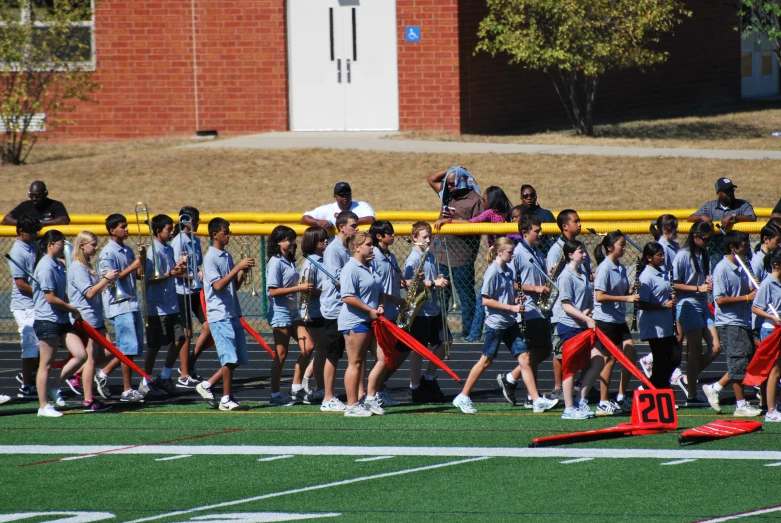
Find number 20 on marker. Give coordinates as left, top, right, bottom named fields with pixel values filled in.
left=631, top=389, right=678, bottom=429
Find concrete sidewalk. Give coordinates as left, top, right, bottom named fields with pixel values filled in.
left=187, top=131, right=781, bottom=160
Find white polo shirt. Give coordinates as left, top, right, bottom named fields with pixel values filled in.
left=303, top=201, right=375, bottom=224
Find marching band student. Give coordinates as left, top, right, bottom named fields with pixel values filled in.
left=69, top=231, right=119, bottom=412
left=300, top=226, right=329, bottom=402
left=592, top=231, right=638, bottom=415
left=140, top=215, right=187, bottom=398
left=638, top=242, right=681, bottom=390
left=98, top=214, right=145, bottom=403
left=752, top=248, right=781, bottom=421
left=751, top=223, right=781, bottom=285
left=500, top=215, right=552, bottom=407
left=173, top=206, right=209, bottom=388
left=33, top=230, right=87, bottom=417
left=9, top=214, right=41, bottom=400
left=338, top=230, right=386, bottom=417
left=195, top=218, right=254, bottom=411
left=702, top=231, right=761, bottom=417
left=673, top=221, right=721, bottom=404
left=405, top=222, right=451, bottom=403
left=266, top=225, right=314, bottom=406
left=319, top=211, right=359, bottom=412
left=557, top=239, right=602, bottom=420
left=546, top=209, right=592, bottom=401
left=453, top=237, right=557, bottom=414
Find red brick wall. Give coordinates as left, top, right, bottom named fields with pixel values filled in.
left=396, top=0, right=461, bottom=132
left=54, top=0, right=289, bottom=141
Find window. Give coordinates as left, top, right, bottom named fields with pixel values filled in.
left=742, top=52, right=753, bottom=78
left=762, top=50, right=773, bottom=76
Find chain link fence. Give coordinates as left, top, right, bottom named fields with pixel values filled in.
left=0, top=231, right=738, bottom=342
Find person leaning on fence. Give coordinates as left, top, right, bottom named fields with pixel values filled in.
left=701, top=231, right=762, bottom=417
left=300, top=182, right=376, bottom=229
left=195, top=218, right=254, bottom=412
left=2, top=181, right=70, bottom=227
left=546, top=209, right=592, bottom=401
left=8, top=213, right=42, bottom=402
left=688, top=177, right=757, bottom=230
left=428, top=166, right=484, bottom=342
left=751, top=247, right=781, bottom=422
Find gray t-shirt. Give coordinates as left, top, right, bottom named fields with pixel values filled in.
left=8, top=239, right=36, bottom=311
left=33, top=255, right=68, bottom=324
left=638, top=265, right=674, bottom=339
left=404, top=248, right=440, bottom=317
left=754, top=275, right=781, bottom=330
left=337, top=257, right=382, bottom=331
left=713, top=256, right=751, bottom=327
left=512, top=240, right=546, bottom=321
left=692, top=198, right=756, bottom=221
left=203, top=246, right=241, bottom=322
left=146, top=240, right=179, bottom=316
left=266, top=255, right=299, bottom=313
left=547, top=237, right=592, bottom=324
left=557, top=265, right=591, bottom=329
left=592, top=258, right=629, bottom=324
left=673, top=248, right=709, bottom=308
left=99, top=240, right=139, bottom=318
left=67, top=261, right=104, bottom=328
left=300, top=254, right=324, bottom=320
left=481, top=260, right=518, bottom=330
left=372, top=246, right=401, bottom=320
left=658, top=237, right=680, bottom=274
left=751, top=250, right=768, bottom=285
left=320, top=238, right=350, bottom=320
left=172, top=233, right=203, bottom=294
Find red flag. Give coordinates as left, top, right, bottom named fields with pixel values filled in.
left=530, top=422, right=666, bottom=447
left=374, top=316, right=461, bottom=382
left=679, top=419, right=762, bottom=444
left=595, top=328, right=655, bottom=390
left=73, top=319, right=151, bottom=380
left=744, top=325, right=781, bottom=387
left=240, top=318, right=275, bottom=358
left=561, top=329, right=594, bottom=381
left=373, top=320, right=403, bottom=371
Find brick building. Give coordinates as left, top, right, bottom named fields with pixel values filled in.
left=49, top=0, right=772, bottom=141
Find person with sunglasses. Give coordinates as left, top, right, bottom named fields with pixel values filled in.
left=2, top=181, right=70, bottom=226
left=519, top=185, right=555, bottom=224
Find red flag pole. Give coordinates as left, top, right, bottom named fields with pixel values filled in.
left=73, top=319, right=151, bottom=380
left=595, top=328, right=655, bottom=390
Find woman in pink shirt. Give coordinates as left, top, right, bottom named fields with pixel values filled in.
left=448, top=186, right=512, bottom=248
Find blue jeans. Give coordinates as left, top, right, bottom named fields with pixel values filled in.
left=483, top=323, right=526, bottom=359
left=211, top=317, right=248, bottom=367
left=110, top=310, right=144, bottom=356
left=440, top=263, right=478, bottom=339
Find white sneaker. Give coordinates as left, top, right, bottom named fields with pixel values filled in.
left=320, top=396, right=346, bottom=412
left=37, top=403, right=62, bottom=418
left=269, top=393, right=295, bottom=407
left=562, top=406, right=590, bottom=419
left=702, top=384, right=722, bottom=413
left=219, top=395, right=249, bottom=411
left=0, top=394, right=10, bottom=405
left=452, top=393, right=477, bottom=414
left=734, top=404, right=762, bottom=417
left=596, top=401, right=619, bottom=417
left=195, top=381, right=214, bottom=400
left=639, top=354, right=653, bottom=378
left=48, top=387, right=65, bottom=407
left=765, top=409, right=781, bottom=422
left=669, top=367, right=683, bottom=385
left=578, top=399, right=595, bottom=418
left=344, top=403, right=372, bottom=417
left=532, top=397, right=558, bottom=413
left=364, top=397, right=386, bottom=415
left=377, top=391, right=400, bottom=407
left=302, top=376, right=314, bottom=395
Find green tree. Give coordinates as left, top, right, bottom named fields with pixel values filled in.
left=476, top=0, right=691, bottom=135
left=741, top=0, right=781, bottom=64
left=0, top=0, right=99, bottom=165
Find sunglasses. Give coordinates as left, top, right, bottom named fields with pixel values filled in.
left=521, top=193, right=536, bottom=198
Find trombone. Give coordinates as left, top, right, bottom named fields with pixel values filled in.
left=439, top=235, right=459, bottom=312
left=135, top=202, right=165, bottom=281
left=241, top=236, right=259, bottom=297
left=178, top=213, right=199, bottom=330
left=429, top=237, right=451, bottom=358
left=98, top=254, right=132, bottom=303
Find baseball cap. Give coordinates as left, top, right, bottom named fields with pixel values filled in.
left=715, top=178, right=737, bottom=192
left=334, top=182, right=351, bottom=195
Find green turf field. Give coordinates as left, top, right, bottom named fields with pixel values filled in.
left=1, top=402, right=780, bottom=523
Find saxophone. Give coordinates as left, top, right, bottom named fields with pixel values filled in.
left=539, top=251, right=565, bottom=313
left=396, top=242, right=432, bottom=330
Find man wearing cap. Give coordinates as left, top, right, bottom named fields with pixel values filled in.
left=687, top=178, right=756, bottom=230
left=2, top=180, right=70, bottom=226
left=300, top=182, right=376, bottom=229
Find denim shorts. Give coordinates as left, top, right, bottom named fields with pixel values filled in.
left=33, top=320, right=74, bottom=341
left=109, top=310, right=144, bottom=356
left=267, top=306, right=302, bottom=328
left=342, top=322, right=371, bottom=335
left=760, top=327, right=775, bottom=341
left=483, top=323, right=526, bottom=359
left=211, top=317, right=248, bottom=366
left=677, top=301, right=714, bottom=332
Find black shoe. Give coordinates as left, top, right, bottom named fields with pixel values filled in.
left=421, top=377, right=445, bottom=402
left=409, top=385, right=427, bottom=403
left=496, top=373, right=517, bottom=405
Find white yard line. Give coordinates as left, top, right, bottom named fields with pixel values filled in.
left=559, top=458, right=594, bottom=464
left=660, top=459, right=697, bottom=465
left=155, top=455, right=192, bottom=462
left=257, top=455, right=295, bottom=462
left=122, top=456, right=491, bottom=523
left=355, top=456, right=394, bottom=462
left=696, top=505, right=781, bottom=522
left=764, top=462, right=781, bottom=467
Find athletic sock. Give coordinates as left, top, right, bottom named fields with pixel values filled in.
left=505, top=373, right=517, bottom=384
left=160, top=367, right=172, bottom=380
left=291, top=384, right=302, bottom=393
left=423, top=374, right=435, bottom=381
left=98, top=370, right=108, bottom=380
left=409, top=384, right=420, bottom=390
left=599, top=400, right=610, bottom=407
left=712, top=383, right=723, bottom=393
left=737, top=399, right=747, bottom=408
left=366, top=395, right=375, bottom=401
left=221, top=395, right=230, bottom=403
left=142, top=377, right=150, bottom=387
left=616, top=394, right=625, bottom=402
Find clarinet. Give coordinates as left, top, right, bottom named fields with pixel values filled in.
left=668, top=268, right=677, bottom=331
left=630, top=257, right=642, bottom=331
left=517, top=271, right=527, bottom=341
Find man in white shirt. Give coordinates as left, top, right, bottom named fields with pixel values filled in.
left=300, top=182, right=376, bottom=229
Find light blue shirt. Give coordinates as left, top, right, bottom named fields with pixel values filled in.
left=337, top=257, right=382, bottom=331
left=146, top=240, right=179, bottom=316
left=172, top=233, right=203, bottom=294
left=33, top=255, right=69, bottom=324
left=320, top=238, right=350, bottom=320
left=99, top=240, right=139, bottom=318
left=754, top=275, right=781, bottom=330
left=557, top=265, right=591, bottom=329
left=638, top=265, right=674, bottom=339
left=481, top=260, right=517, bottom=330
left=300, top=255, right=324, bottom=320
left=673, top=248, right=709, bottom=308
left=658, top=237, right=680, bottom=274
left=67, top=261, right=104, bottom=328
left=8, top=239, right=36, bottom=310
left=751, top=249, right=768, bottom=284
left=372, top=246, right=401, bottom=320
left=512, top=240, right=546, bottom=321
left=404, top=247, right=440, bottom=317
left=713, top=256, right=751, bottom=327
left=266, top=255, right=300, bottom=313
left=203, top=246, right=241, bottom=322
left=592, top=257, right=629, bottom=324
left=547, top=237, right=591, bottom=324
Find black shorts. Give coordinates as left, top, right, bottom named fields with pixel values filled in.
left=306, top=316, right=326, bottom=329
left=409, top=314, right=449, bottom=348
left=147, top=313, right=185, bottom=347
left=323, top=318, right=345, bottom=359
left=177, top=293, right=205, bottom=329
left=595, top=321, right=631, bottom=352
left=34, top=320, right=74, bottom=340
left=523, top=318, right=552, bottom=353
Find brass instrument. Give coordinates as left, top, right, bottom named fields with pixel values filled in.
left=668, top=268, right=677, bottom=331
left=98, top=254, right=132, bottom=303
left=299, top=267, right=312, bottom=322
left=178, top=213, right=199, bottom=328
left=135, top=202, right=164, bottom=282
left=241, top=237, right=258, bottom=297
left=397, top=241, right=432, bottom=330
left=430, top=238, right=451, bottom=359
left=539, top=251, right=565, bottom=313
left=134, top=202, right=154, bottom=330
left=441, top=236, right=459, bottom=312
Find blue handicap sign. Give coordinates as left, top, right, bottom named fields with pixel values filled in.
left=405, top=26, right=420, bottom=42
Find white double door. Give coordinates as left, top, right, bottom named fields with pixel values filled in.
left=288, top=0, right=399, bottom=131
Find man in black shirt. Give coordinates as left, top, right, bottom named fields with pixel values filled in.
left=2, top=181, right=70, bottom=226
